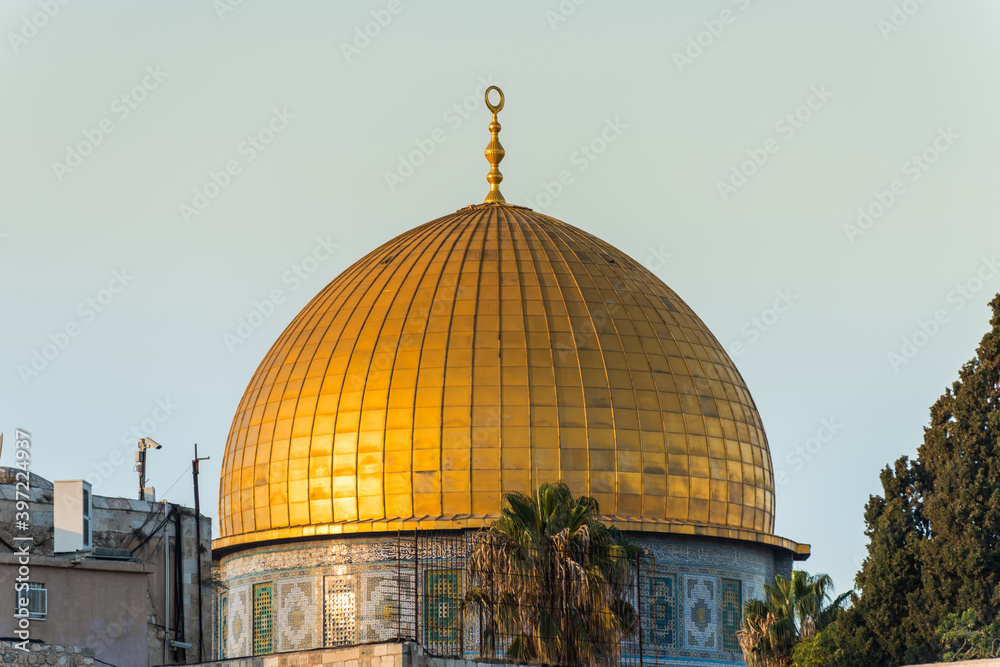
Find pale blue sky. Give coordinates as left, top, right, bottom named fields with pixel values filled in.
left=3, top=0, right=1000, bottom=594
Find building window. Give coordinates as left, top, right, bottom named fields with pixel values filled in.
left=252, top=583, right=273, bottom=655
left=720, top=578, right=742, bottom=653
left=424, top=569, right=461, bottom=647
left=82, top=487, right=91, bottom=548
left=323, top=575, right=356, bottom=647
left=25, top=583, right=46, bottom=620
left=219, top=594, right=228, bottom=658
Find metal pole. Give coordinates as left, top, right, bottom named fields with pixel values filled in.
left=139, top=448, right=147, bottom=500
left=164, top=503, right=169, bottom=665
left=636, top=550, right=643, bottom=667
left=175, top=508, right=186, bottom=662
left=397, top=530, right=401, bottom=640
left=458, top=537, right=464, bottom=658
left=192, top=443, right=210, bottom=662
left=414, top=530, right=419, bottom=643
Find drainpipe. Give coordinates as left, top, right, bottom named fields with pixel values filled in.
left=175, top=509, right=186, bottom=662
left=164, top=503, right=170, bottom=665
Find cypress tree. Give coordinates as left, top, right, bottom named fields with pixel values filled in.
left=837, top=294, right=1000, bottom=665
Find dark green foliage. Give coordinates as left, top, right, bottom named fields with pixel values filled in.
left=465, top=482, right=643, bottom=666
left=739, top=571, right=837, bottom=667
left=938, top=609, right=1000, bottom=661
left=793, top=623, right=841, bottom=667
left=835, top=295, right=1000, bottom=666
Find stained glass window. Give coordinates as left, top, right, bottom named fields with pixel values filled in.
left=424, top=569, right=461, bottom=646
left=253, top=583, right=274, bottom=655
left=219, top=594, right=228, bottom=657
left=721, top=578, right=742, bottom=653
left=324, top=575, right=357, bottom=646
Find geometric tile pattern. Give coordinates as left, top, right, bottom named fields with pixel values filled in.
left=361, top=572, right=408, bottom=643
left=253, top=583, right=274, bottom=655
left=228, top=587, right=249, bottom=658
left=216, top=531, right=791, bottom=664
left=324, top=575, right=357, bottom=647
left=279, top=578, right=318, bottom=651
left=643, top=539, right=775, bottom=580
left=775, top=555, right=793, bottom=580
left=684, top=575, right=716, bottom=651
left=648, top=573, right=677, bottom=649
left=424, top=569, right=461, bottom=646
left=720, top=579, right=742, bottom=653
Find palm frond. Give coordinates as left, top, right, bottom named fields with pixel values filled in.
left=465, top=482, right=644, bottom=666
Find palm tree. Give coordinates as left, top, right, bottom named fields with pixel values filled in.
left=738, top=571, right=836, bottom=667
left=464, top=483, right=643, bottom=666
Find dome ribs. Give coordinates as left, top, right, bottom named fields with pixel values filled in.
left=216, top=206, right=787, bottom=548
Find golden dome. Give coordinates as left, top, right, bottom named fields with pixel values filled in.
left=215, top=203, right=802, bottom=554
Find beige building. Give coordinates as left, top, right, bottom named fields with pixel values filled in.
left=0, top=467, right=213, bottom=666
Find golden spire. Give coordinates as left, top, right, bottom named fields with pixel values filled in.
left=484, top=86, right=505, bottom=204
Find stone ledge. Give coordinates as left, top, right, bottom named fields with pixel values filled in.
left=0, top=551, right=154, bottom=573
left=0, top=640, right=95, bottom=666
left=191, top=641, right=535, bottom=667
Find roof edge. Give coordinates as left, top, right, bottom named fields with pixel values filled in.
left=212, top=515, right=809, bottom=560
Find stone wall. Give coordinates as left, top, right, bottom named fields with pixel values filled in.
left=0, top=641, right=95, bottom=666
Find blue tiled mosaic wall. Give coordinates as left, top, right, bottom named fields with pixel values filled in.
left=217, top=532, right=781, bottom=666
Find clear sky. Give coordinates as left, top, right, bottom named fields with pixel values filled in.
left=3, top=0, right=999, bottom=595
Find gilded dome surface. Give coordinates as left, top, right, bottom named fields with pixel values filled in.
left=216, top=204, right=794, bottom=552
